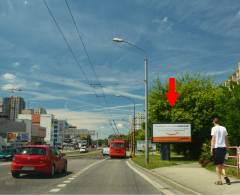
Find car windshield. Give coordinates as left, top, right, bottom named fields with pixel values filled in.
left=16, top=147, right=46, bottom=155
left=111, top=143, right=125, bottom=148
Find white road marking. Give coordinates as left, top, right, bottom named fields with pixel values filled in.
left=50, top=160, right=105, bottom=193
left=76, top=159, right=105, bottom=175
left=63, top=180, right=71, bottom=183
left=68, top=177, right=75, bottom=180
left=126, top=161, right=175, bottom=195
left=49, top=188, right=61, bottom=192
left=57, top=184, right=66, bottom=187
left=0, top=162, right=11, bottom=166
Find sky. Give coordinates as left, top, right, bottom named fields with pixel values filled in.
left=0, top=0, right=240, bottom=138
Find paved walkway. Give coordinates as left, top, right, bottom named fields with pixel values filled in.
left=152, top=163, right=240, bottom=194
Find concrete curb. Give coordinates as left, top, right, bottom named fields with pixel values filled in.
left=129, top=159, right=202, bottom=195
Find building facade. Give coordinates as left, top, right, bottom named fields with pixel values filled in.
left=39, top=114, right=54, bottom=144
left=224, top=62, right=240, bottom=86
left=0, top=97, right=25, bottom=121
left=128, top=112, right=145, bottom=132
left=51, top=119, right=68, bottom=147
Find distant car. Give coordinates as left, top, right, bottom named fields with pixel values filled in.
left=102, top=147, right=109, bottom=156
left=79, top=146, right=88, bottom=153
left=0, top=148, right=17, bottom=161
left=11, top=145, right=67, bottom=178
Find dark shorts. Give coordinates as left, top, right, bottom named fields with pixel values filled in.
left=213, top=147, right=227, bottom=165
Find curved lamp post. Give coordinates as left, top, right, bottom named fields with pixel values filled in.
left=113, top=38, right=149, bottom=164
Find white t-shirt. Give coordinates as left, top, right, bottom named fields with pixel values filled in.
left=211, top=125, right=228, bottom=148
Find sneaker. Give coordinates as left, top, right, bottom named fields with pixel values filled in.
left=224, top=177, right=231, bottom=185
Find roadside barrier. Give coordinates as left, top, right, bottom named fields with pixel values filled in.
left=224, top=146, right=240, bottom=176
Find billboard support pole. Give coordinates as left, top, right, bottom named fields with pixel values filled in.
left=160, top=143, right=170, bottom=160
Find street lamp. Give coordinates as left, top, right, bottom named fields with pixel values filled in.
left=113, top=38, right=149, bottom=164
left=115, top=95, right=136, bottom=157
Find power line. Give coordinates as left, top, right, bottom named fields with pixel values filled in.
left=43, top=0, right=117, bottom=134
left=64, top=0, right=120, bottom=134
left=64, top=0, right=101, bottom=85
left=112, top=119, right=120, bottom=134
left=43, top=0, right=89, bottom=84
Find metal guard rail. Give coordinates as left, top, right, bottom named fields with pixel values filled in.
left=224, top=146, right=240, bottom=176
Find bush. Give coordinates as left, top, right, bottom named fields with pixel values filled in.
left=199, top=141, right=212, bottom=167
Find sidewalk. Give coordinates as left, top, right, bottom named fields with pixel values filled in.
left=151, top=162, right=240, bottom=194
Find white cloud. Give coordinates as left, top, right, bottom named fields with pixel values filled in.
left=2, top=73, right=16, bottom=81
left=33, top=82, right=41, bottom=87
left=31, top=64, right=40, bottom=72
left=84, top=104, right=143, bottom=112
left=162, top=17, right=168, bottom=23
left=1, top=83, right=14, bottom=91
left=205, top=69, right=234, bottom=76
left=152, top=16, right=173, bottom=32
left=47, top=108, right=109, bottom=130
left=24, top=91, right=67, bottom=101
left=236, top=10, right=240, bottom=17
left=12, top=62, right=20, bottom=68
left=1, top=83, right=22, bottom=91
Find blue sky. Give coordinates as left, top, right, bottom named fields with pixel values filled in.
left=0, top=0, right=240, bottom=138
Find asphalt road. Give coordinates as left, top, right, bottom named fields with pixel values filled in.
left=0, top=157, right=162, bottom=194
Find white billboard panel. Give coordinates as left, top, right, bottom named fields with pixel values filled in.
left=153, top=123, right=191, bottom=143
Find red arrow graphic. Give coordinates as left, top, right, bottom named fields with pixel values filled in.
left=166, top=77, right=180, bottom=107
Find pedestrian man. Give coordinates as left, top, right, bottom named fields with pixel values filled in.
left=211, top=117, right=231, bottom=185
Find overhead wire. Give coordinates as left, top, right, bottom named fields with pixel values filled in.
left=64, top=0, right=120, bottom=134
left=43, top=0, right=116, bottom=134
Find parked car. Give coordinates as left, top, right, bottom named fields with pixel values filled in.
left=11, top=145, right=67, bottom=178
left=0, top=148, right=17, bottom=161
left=102, top=147, right=109, bottom=156
left=79, top=146, right=88, bottom=153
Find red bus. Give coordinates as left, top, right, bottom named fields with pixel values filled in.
left=109, top=140, right=126, bottom=158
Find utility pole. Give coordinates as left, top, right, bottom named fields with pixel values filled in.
left=96, top=132, right=99, bottom=149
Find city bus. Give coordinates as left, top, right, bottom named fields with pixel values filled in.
left=109, top=140, right=126, bottom=158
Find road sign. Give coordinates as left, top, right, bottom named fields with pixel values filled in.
left=152, top=123, right=191, bottom=143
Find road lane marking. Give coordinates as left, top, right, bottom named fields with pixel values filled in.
left=63, top=180, right=71, bottom=183
left=50, top=160, right=105, bottom=193
left=126, top=161, right=175, bottom=195
left=57, top=184, right=66, bottom=187
left=75, top=159, right=106, bottom=176
left=68, top=177, right=75, bottom=180
left=49, top=188, right=61, bottom=192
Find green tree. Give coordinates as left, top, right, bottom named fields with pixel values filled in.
left=215, top=82, right=240, bottom=146
left=149, top=74, right=222, bottom=159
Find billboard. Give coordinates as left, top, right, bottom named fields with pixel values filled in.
left=7, top=132, right=29, bottom=142
left=136, top=140, right=156, bottom=151
left=153, top=123, right=191, bottom=143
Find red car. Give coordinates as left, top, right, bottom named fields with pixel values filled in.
left=11, top=145, right=67, bottom=178
left=109, top=140, right=126, bottom=158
